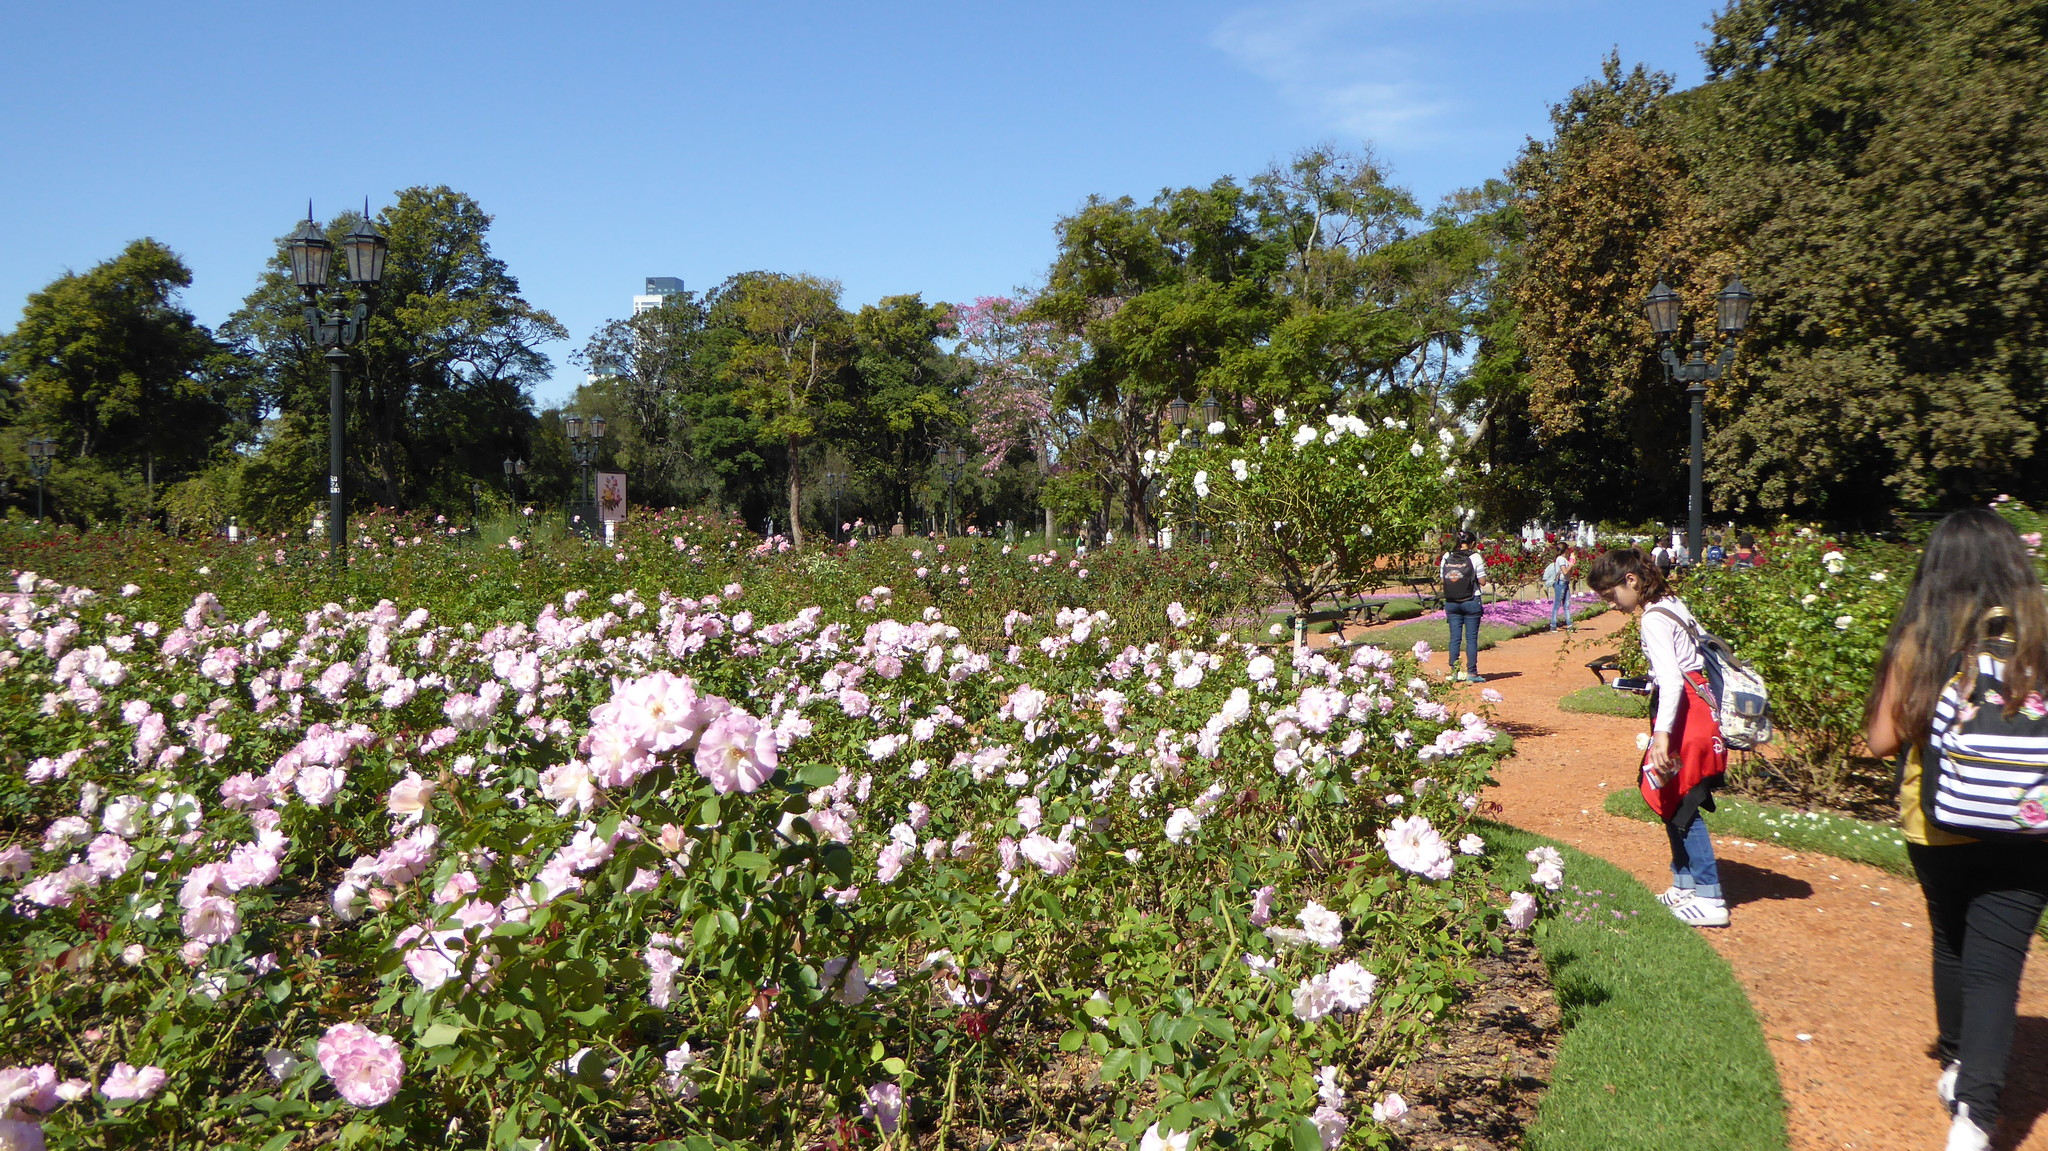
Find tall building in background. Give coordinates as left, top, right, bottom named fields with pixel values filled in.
left=633, top=276, right=685, bottom=315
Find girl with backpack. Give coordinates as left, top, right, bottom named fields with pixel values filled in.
left=1439, top=530, right=1487, bottom=683
left=1587, top=548, right=1731, bottom=927
left=1863, top=509, right=2048, bottom=1151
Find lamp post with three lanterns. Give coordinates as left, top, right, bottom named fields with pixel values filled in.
left=1643, top=277, right=1754, bottom=564
left=285, top=204, right=388, bottom=568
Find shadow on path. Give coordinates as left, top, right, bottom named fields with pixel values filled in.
left=1717, top=859, right=1815, bottom=910
left=1998, top=1016, right=2048, bottom=1150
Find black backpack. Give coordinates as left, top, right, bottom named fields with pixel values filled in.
left=1441, top=551, right=1477, bottom=603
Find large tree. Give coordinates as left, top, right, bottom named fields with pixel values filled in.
left=224, top=187, right=565, bottom=524
left=0, top=238, right=245, bottom=521
left=714, top=272, right=851, bottom=547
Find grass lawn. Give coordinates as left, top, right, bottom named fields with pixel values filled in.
left=1558, top=684, right=1652, bottom=719
left=1481, top=823, right=1789, bottom=1151
left=1601, top=788, right=1910, bottom=876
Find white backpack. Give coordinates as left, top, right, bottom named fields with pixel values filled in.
left=1647, top=604, right=1774, bottom=750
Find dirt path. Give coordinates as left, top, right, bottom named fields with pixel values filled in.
left=1334, top=607, right=2048, bottom=1151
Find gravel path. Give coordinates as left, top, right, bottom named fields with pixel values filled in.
left=1327, top=608, right=2048, bottom=1150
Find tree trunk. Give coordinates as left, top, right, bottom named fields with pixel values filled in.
left=787, top=432, right=803, bottom=548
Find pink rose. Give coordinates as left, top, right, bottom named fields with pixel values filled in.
left=99, top=1063, right=167, bottom=1102
left=693, top=709, right=778, bottom=794
left=316, top=1023, right=403, bottom=1107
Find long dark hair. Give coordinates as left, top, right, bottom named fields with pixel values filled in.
left=1587, top=548, right=1670, bottom=603
left=1865, top=508, right=2048, bottom=743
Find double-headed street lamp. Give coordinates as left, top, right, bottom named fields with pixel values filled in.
left=25, top=437, right=56, bottom=519
left=1644, top=277, right=1754, bottom=564
left=939, top=446, right=967, bottom=536
left=502, top=456, right=527, bottom=502
left=564, top=415, right=606, bottom=535
left=287, top=204, right=388, bottom=568
left=1167, top=393, right=1220, bottom=447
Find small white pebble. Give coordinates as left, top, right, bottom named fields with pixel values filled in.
left=1796, top=1033, right=1813, bottom=1042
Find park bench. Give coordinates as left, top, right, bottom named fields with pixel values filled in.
left=1282, top=598, right=1392, bottom=655
left=1587, top=654, right=1653, bottom=694
left=1401, top=575, right=1444, bottom=610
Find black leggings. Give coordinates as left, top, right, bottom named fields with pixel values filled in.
left=1907, top=841, right=2048, bottom=1126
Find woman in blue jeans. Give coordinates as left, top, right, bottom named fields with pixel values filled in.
left=1439, top=530, right=1487, bottom=682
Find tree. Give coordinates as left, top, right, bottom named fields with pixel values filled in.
left=224, top=187, right=566, bottom=523
left=1158, top=408, right=1455, bottom=612
left=1498, top=57, right=1732, bottom=526
left=715, top=273, right=851, bottom=547
left=954, top=295, right=1079, bottom=539
left=0, top=239, right=244, bottom=520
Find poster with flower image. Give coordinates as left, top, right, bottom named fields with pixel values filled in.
left=597, top=472, right=627, bottom=522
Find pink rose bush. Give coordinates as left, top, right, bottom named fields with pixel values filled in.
left=0, top=523, right=1539, bottom=1147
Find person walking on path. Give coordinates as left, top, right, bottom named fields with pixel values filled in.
left=1863, top=508, right=2048, bottom=1151
left=1588, top=548, right=1731, bottom=928
left=1542, top=549, right=1577, bottom=632
left=1440, top=529, right=1488, bottom=683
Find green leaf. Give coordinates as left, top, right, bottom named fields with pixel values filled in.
left=1290, top=1115, right=1326, bottom=1151
left=419, top=1022, right=464, bottom=1048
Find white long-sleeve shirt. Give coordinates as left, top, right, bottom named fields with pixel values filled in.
left=1641, top=598, right=1705, bottom=734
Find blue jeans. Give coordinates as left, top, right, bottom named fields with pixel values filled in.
left=1550, top=582, right=1572, bottom=629
left=1666, top=812, right=1722, bottom=899
left=1445, top=597, right=1482, bottom=675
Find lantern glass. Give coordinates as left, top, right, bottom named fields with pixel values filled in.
left=1716, top=276, right=1755, bottom=335
left=502, top=458, right=515, bottom=477
left=1168, top=396, right=1189, bottom=427
left=288, top=218, right=332, bottom=290
left=954, top=445, right=966, bottom=467
left=590, top=416, right=607, bottom=440
left=342, top=218, right=388, bottom=287
left=565, top=416, right=583, bottom=442
left=1200, top=393, right=1219, bottom=427
left=1643, top=281, right=1682, bottom=336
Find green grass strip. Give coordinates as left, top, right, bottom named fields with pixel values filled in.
left=1602, top=789, right=2048, bottom=939
left=1479, top=822, right=1789, bottom=1151
left=1600, top=789, right=1911, bottom=876
left=1558, top=685, right=1652, bottom=718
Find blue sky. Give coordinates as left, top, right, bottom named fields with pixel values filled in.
left=2, top=1, right=1721, bottom=406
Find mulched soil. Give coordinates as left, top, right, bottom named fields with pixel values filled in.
left=1386, top=937, right=1561, bottom=1150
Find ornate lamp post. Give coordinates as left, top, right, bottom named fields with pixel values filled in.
left=25, top=437, right=55, bottom=519
left=1644, top=277, right=1754, bottom=564
left=939, top=446, right=967, bottom=536
left=502, top=456, right=527, bottom=502
left=825, top=470, right=847, bottom=541
left=564, top=415, right=606, bottom=535
left=288, top=204, right=388, bottom=568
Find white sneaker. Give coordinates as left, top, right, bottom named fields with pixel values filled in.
left=1937, top=1061, right=1959, bottom=1112
left=1657, top=886, right=1695, bottom=907
left=1946, top=1103, right=1991, bottom=1151
left=1671, top=896, right=1729, bottom=927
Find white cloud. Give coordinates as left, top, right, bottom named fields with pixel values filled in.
left=1212, top=0, right=1569, bottom=147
